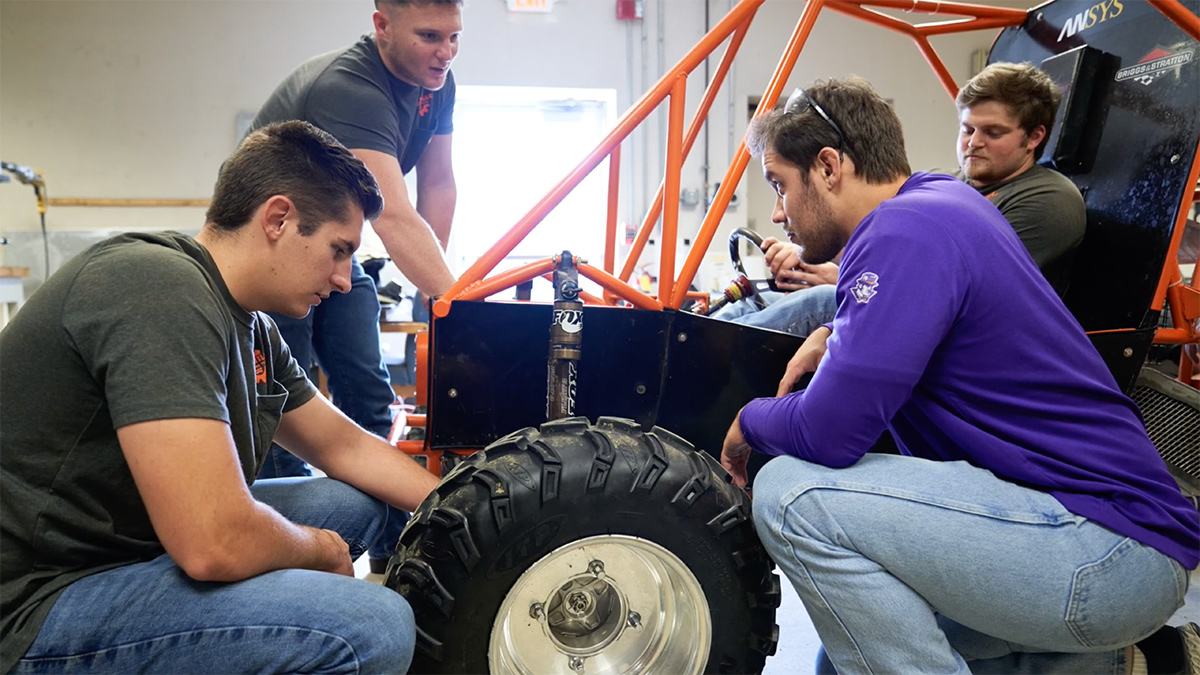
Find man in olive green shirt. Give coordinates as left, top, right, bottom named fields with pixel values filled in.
left=0, top=121, right=439, bottom=673
left=956, top=61, right=1086, bottom=297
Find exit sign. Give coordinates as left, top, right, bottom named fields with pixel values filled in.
left=506, top=0, right=555, bottom=12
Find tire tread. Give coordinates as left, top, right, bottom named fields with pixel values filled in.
left=389, top=417, right=780, bottom=674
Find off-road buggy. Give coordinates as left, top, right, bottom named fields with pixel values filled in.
left=381, top=0, right=1200, bottom=671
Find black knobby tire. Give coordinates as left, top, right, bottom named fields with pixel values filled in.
left=385, top=416, right=780, bottom=674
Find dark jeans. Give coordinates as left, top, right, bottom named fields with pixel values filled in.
left=260, top=256, right=409, bottom=560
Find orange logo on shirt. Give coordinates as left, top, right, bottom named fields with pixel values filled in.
left=254, top=350, right=267, bottom=384
left=418, top=93, right=433, bottom=117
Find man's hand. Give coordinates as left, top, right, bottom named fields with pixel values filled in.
left=761, top=237, right=800, bottom=278
left=760, top=237, right=838, bottom=291
left=777, top=261, right=839, bottom=290
left=720, top=411, right=752, bottom=488
left=777, top=326, right=832, bottom=397
left=312, top=526, right=355, bottom=577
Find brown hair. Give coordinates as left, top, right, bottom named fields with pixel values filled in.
left=956, top=62, right=1060, bottom=159
left=746, top=76, right=910, bottom=185
left=206, top=121, right=383, bottom=235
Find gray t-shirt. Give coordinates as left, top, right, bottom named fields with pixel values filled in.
left=0, top=232, right=316, bottom=672
left=249, top=34, right=455, bottom=174
left=973, top=164, right=1087, bottom=297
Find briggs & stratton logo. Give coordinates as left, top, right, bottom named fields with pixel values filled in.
left=1056, top=0, right=1123, bottom=42
left=1115, top=48, right=1195, bottom=86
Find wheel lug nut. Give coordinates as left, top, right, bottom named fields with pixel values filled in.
left=569, top=656, right=585, bottom=671
left=627, top=610, right=641, bottom=628
left=588, top=560, right=604, bottom=575
left=529, top=602, right=544, bottom=619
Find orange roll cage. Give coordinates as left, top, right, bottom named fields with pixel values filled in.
left=432, top=0, right=1199, bottom=379
left=403, top=0, right=1200, bottom=475
left=406, top=0, right=1200, bottom=472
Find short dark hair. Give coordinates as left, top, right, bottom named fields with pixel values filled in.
left=206, top=121, right=383, bottom=234
left=956, top=62, right=1060, bottom=159
left=746, top=77, right=910, bottom=185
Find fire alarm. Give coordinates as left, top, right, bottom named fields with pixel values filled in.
left=616, top=0, right=643, bottom=20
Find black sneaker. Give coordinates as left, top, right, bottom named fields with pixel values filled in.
left=369, top=557, right=390, bottom=575
left=377, top=280, right=405, bottom=304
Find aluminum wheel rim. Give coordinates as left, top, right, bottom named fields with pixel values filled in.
left=489, top=534, right=711, bottom=674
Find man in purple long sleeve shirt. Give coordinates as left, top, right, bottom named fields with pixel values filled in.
left=721, top=77, right=1199, bottom=674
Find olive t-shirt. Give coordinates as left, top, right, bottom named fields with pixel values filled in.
left=0, top=232, right=316, bottom=672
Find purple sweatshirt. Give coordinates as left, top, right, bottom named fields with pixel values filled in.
left=740, top=172, right=1199, bottom=568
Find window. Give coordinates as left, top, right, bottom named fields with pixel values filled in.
left=449, top=85, right=617, bottom=301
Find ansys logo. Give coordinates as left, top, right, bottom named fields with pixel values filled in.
left=1115, top=47, right=1195, bottom=86
left=1057, top=0, right=1123, bottom=42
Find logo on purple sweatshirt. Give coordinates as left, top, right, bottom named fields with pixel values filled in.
left=852, top=272, right=880, bottom=304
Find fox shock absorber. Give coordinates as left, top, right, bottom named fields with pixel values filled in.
left=547, top=252, right=583, bottom=420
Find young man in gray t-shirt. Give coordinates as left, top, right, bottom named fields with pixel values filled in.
left=955, top=62, right=1086, bottom=297
left=0, top=121, right=439, bottom=673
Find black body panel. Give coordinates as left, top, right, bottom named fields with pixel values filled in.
left=991, top=0, right=1199, bottom=332
left=428, top=301, right=804, bottom=454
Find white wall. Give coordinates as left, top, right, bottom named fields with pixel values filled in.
left=0, top=0, right=1037, bottom=288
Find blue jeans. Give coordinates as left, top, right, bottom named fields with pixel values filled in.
left=753, top=454, right=1189, bottom=674
left=261, top=256, right=408, bottom=560
left=12, top=477, right=415, bottom=674
left=715, top=285, right=837, bottom=337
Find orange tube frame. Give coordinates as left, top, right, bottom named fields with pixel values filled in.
left=403, top=0, right=1200, bottom=466
left=615, top=17, right=756, bottom=290
left=434, top=0, right=771, bottom=318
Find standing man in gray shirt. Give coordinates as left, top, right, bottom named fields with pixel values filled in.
left=248, top=0, right=462, bottom=572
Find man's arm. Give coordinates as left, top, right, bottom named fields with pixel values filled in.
left=721, top=326, right=832, bottom=484
left=118, top=418, right=352, bottom=582
left=720, top=410, right=752, bottom=487
left=776, top=326, right=832, bottom=396
left=777, top=262, right=840, bottom=290
left=274, top=394, right=439, bottom=512
left=738, top=219, right=964, bottom=467
left=353, top=148, right=456, bottom=297
left=415, top=134, right=456, bottom=251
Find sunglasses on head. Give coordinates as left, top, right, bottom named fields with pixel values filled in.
left=785, top=88, right=845, bottom=161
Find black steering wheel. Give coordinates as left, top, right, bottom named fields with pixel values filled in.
left=723, top=228, right=780, bottom=311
